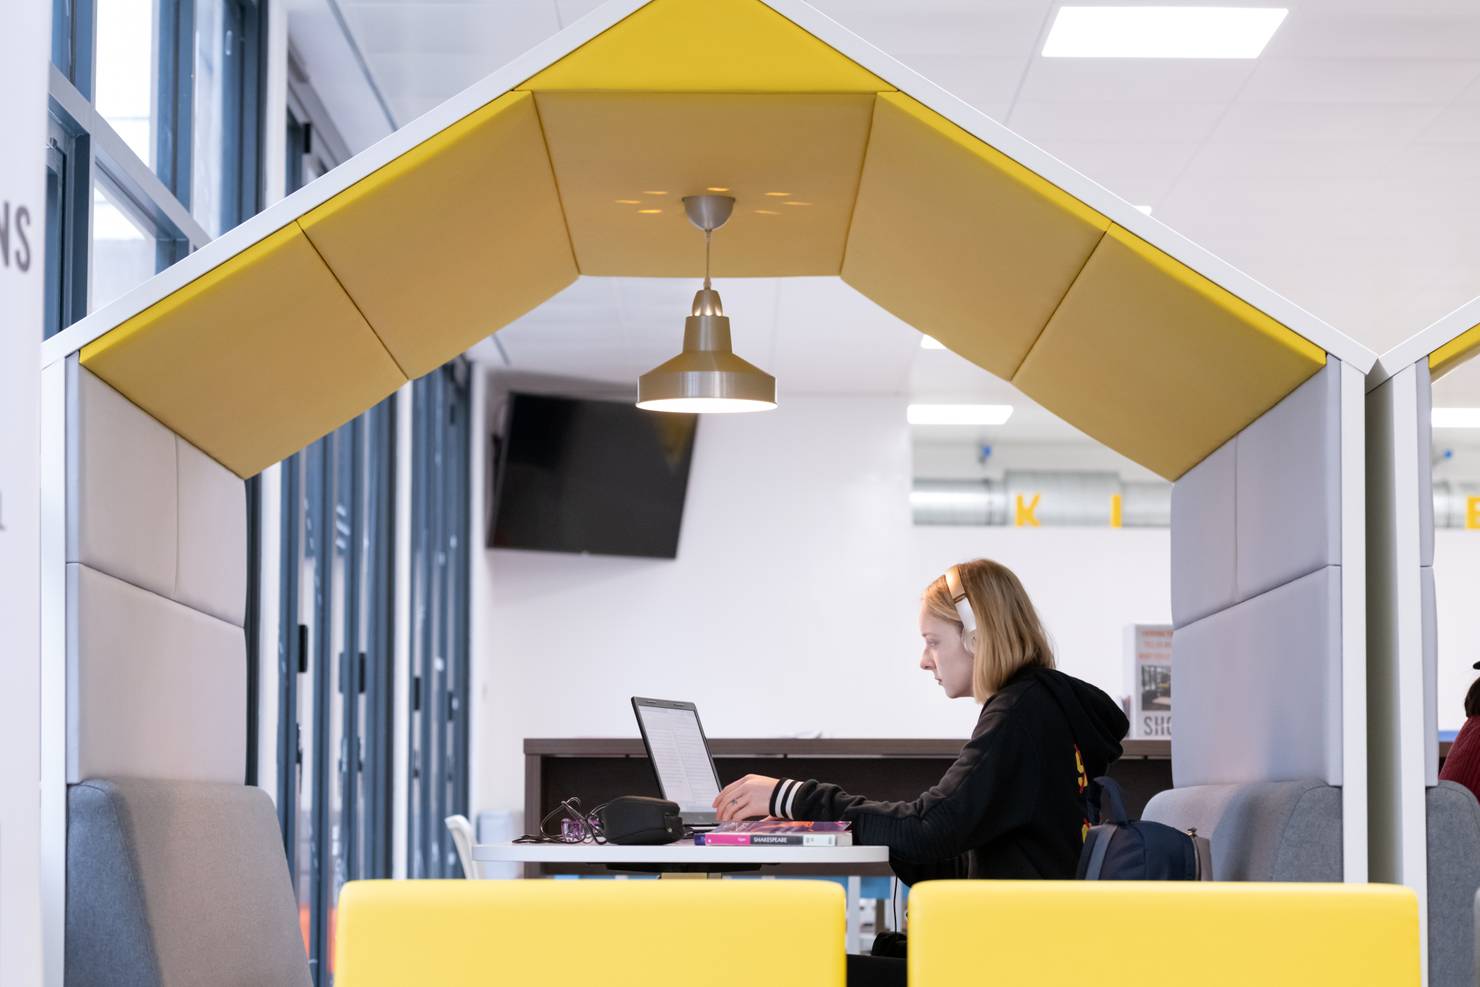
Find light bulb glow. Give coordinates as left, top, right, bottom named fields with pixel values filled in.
left=637, top=397, right=777, bottom=414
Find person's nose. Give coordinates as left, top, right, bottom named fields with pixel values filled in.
left=920, top=650, right=934, bottom=671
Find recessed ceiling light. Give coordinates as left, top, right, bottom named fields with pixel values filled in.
left=764, top=191, right=791, bottom=197
left=1433, top=408, right=1480, bottom=429
left=615, top=199, right=640, bottom=205
left=706, top=186, right=730, bottom=192
left=1042, top=6, right=1288, bottom=59
left=1134, top=204, right=1154, bottom=215
left=637, top=208, right=663, bottom=214
left=920, top=335, right=946, bottom=350
left=642, top=190, right=668, bottom=196
left=784, top=201, right=811, bottom=207
left=907, top=404, right=1014, bottom=426
left=754, top=209, right=779, bottom=215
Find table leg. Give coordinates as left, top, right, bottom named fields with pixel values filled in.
left=847, top=876, right=861, bottom=954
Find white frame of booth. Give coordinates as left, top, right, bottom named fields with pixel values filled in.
left=31, top=1, right=1385, bottom=984
left=1367, top=299, right=1480, bottom=982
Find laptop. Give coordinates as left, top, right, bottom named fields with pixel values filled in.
left=631, top=697, right=724, bottom=828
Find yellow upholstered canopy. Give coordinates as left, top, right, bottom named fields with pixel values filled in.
left=842, top=91, right=1109, bottom=380
left=77, top=0, right=1338, bottom=481
left=1430, top=322, right=1480, bottom=381
left=299, top=91, right=576, bottom=380
left=520, top=0, right=888, bottom=93
left=536, top=92, right=875, bottom=277
left=1013, top=224, right=1326, bottom=478
left=80, top=224, right=406, bottom=477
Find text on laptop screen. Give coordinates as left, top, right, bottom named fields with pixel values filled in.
left=635, top=703, right=720, bottom=814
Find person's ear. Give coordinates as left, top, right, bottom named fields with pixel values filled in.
left=961, top=628, right=977, bottom=655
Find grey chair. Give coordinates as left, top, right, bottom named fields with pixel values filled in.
left=1142, top=779, right=1342, bottom=882
left=66, top=778, right=310, bottom=987
left=1427, top=781, right=1480, bottom=987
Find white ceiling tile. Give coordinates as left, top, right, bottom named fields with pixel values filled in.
left=890, top=55, right=1027, bottom=115
left=1240, top=57, right=1480, bottom=104
left=806, top=0, right=1049, bottom=59
left=1016, top=59, right=1257, bottom=104
left=1007, top=100, right=1226, bottom=144
left=1263, top=9, right=1480, bottom=59
left=1413, top=102, right=1480, bottom=143
left=1180, top=140, right=1403, bottom=180
left=554, top=0, right=604, bottom=29
left=1212, top=100, right=1443, bottom=143
left=343, top=2, right=559, bottom=57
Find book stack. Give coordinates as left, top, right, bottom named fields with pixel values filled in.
left=695, top=820, right=853, bottom=847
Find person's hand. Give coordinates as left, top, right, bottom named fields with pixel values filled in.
left=713, top=774, right=780, bottom=822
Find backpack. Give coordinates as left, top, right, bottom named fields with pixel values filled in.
left=1076, top=776, right=1212, bottom=881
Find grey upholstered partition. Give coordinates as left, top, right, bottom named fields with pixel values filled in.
left=1161, top=361, right=1348, bottom=885
left=66, top=779, right=309, bottom=987
left=63, top=365, right=308, bottom=985
left=1171, top=361, right=1344, bottom=789
left=66, top=364, right=247, bottom=783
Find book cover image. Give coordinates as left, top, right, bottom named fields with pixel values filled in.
left=696, top=820, right=855, bottom=847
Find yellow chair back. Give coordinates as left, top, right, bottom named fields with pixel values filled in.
left=334, top=879, right=844, bottom=987
left=908, top=881, right=1418, bottom=987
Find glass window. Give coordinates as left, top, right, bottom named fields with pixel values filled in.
left=89, top=176, right=159, bottom=311
left=192, top=0, right=238, bottom=236
left=93, top=0, right=162, bottom=171
left=44, top=147, right=67, bottom=339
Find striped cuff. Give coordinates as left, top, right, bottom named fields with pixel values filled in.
left=769, top=779, right=802, bottom=819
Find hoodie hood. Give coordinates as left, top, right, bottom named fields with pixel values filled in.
left=1022, top=666, right=1129, bottom=775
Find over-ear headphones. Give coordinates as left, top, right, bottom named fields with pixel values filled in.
left=945, top=564, right=977, bottom=650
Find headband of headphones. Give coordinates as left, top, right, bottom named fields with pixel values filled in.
left=944, top=564, right=977, bottom=634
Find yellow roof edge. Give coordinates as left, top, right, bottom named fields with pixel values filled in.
left=1105, top=224, right=1328, bottom=367
left=80, top=223, right=302, bottom=365
left=877, top=91, right=1109, bottom=235
left=1429, top=322, right=1480, bottom=381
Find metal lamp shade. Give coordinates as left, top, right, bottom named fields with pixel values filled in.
left=637, top=312, right=776, bottom=413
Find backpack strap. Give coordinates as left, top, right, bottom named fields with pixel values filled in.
left=1091, top=776, right=1130, bottom=824
left=1081, top=827, right=1113, bottom=880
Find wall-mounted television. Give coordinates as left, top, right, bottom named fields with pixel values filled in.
left=488, top=392, right=698, bottom=559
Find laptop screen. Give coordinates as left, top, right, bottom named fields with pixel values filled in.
left=632, top=699, right=722, bottom=816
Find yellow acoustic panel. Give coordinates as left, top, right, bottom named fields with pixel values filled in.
left=522, top=0, right=888, bottom=93
left=1430, top=322, right=1480, bottom=381
left=909, top=882, right=1418, bottom=987
left=842, top=92, right=1110, bottom=379
left=300, top=91, right=576, bottom=379
left=334, top=880, right=845, bottom=987
left=1012, top=224, right=1326, bottom=479
left=80, top=224, right=406, bottom=478
left=536, top=92, right=873, bottom=277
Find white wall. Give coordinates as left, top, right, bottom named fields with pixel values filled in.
left=469, top=378, right=1171, bottom=816
left=1433, top=530, right=1480, bottom=732
left=2, top=1, right=50, bottom=982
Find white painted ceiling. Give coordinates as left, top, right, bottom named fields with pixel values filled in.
left=292, top=0, right=1480, bottom=448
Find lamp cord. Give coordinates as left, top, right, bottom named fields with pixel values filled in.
left=703, top=228, right=712, bottom=290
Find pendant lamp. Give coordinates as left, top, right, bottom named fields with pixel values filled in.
left=636, top=195, right=777, bottom=414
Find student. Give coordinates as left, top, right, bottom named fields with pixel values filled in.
left=1438, top=661, right=1480, bottom=805
left=714, top=558, right=1129, bottom=987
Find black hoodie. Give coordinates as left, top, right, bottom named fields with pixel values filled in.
left=767, top=666, right=1129, bottom=884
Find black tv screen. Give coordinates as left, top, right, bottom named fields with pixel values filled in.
left=489, top=393, right=698, bottom=559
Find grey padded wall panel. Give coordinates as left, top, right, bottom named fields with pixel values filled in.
left=1234, top=362, right=1341, bottom=600
left=1424, top=565, right=1439, bottom=786
left=67, top=365, right=177, bottom=600
left=68, top=563, right=246, bottom=783
left=175, top=438, right=247, bottom=626
left=1170, top=439, right=1237, bottom=627
left=1172, top=566, right=1342, bottom=788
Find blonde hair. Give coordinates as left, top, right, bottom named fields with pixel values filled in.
left=924, top=559, right=1054, bottom=703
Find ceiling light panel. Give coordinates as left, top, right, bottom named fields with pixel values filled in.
left=1433, top=408, right=1480, bottom=429
left=1042, top=7, right=1288, bottom=60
